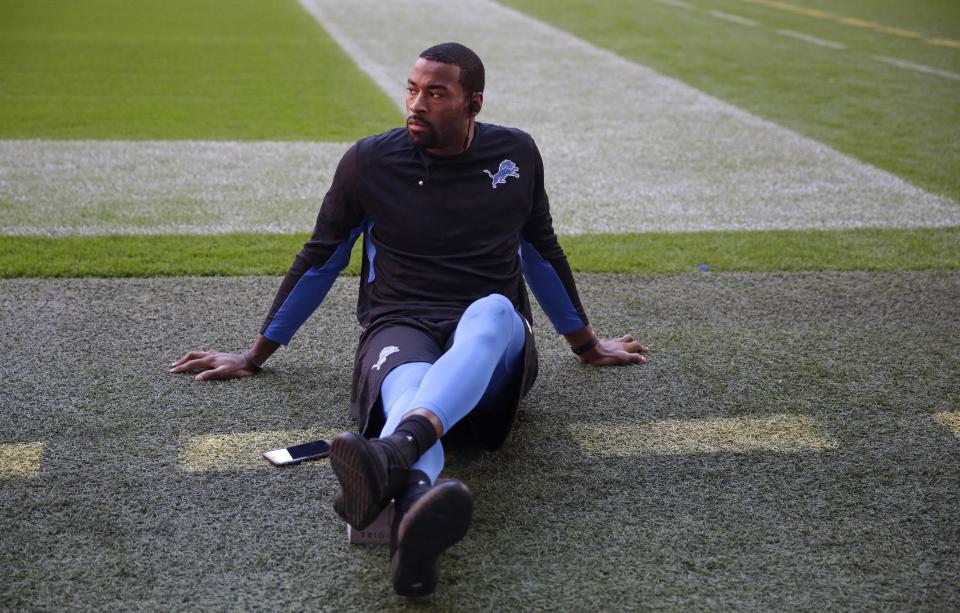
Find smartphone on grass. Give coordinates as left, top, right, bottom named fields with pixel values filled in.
left=263, top=440, right=331, bottom=466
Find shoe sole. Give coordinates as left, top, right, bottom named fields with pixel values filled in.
left=390, top=480, right=473, bottom=598
left=330, top=432, right=390, bottom=530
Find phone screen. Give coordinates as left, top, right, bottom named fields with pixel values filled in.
left=263, top=439, right=331, bottom=466
left=287, top=440, right=331, bottom=461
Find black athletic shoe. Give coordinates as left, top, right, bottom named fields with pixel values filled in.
left=390, top=476, right=432, bottom=553
left=390, top=479, right=473, bottom=598
left=330, top=432, right=411, bottom=530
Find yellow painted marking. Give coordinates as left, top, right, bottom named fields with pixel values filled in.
left=0, top=442, right=43, bottom=479
left=930, top=38, right=960, bottom=50
left=933, top=412, right=960, bottom=438
left=733, top=0, right=959, bottom=48
left=179, top=429, right=337, bottom=472
left=571, top=414, right=838, bottom=456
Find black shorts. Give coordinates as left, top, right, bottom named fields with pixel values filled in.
left=349, top=314, right=538, bottom=451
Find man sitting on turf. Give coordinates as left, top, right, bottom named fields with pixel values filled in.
left=170, top=42, right=648, bottom=597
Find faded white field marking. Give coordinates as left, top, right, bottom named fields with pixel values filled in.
left=178, top=429, right=336, bottom=472
left=0, top=141, right=350, bottom=235
left=776, top=29, right=845, bottom=50
left=654, top=0, right=694, bottom=9
left=874, top=56, right=960, bottom=82
left=709, top=10, right=758, bottom=27
left=0, top=442, right=43, bottom=479
left=293, top=0, right=959, bottom=234
left=571, top=415, right=839, bottom=456
left=933, top=411, right=960, bottom=438
left=3, top=3, right=959, bottom=235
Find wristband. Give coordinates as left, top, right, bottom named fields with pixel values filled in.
left=243, top=351, right=263, bottom=373
left=571, top=336, right=599, bottom=356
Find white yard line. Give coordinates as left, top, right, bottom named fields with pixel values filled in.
left=571, top=415, right=839, bottom=456
left=292, top=0, right=958, bottom=233
left=654, top=0, right=694, bottom=9
left=294, top=1, right=397, bottom=103
left=709, top=10, right=758, bottom=27
left=0, top=140, right=351, bottom=235
left=874, top=55, right=960, bottom=81
left=1, top=1, right=957, bottom=236
left=776, top=29, right=845, bottom=49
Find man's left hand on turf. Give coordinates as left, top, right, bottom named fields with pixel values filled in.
left=580, top=334, right=649, bottom=366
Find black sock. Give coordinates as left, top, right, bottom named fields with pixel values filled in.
left=396, top=470, right=432, bottom=516
left=392, top=470, right=434, bottom=549
left=382, top=415, right=438, bottom=466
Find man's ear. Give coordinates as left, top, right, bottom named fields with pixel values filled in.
left=468, top=92, right=483, bottom=116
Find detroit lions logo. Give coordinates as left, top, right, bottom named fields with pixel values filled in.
left=371, top=345, right=399, bottom=371
left=483, top=159, right=520, bottom=189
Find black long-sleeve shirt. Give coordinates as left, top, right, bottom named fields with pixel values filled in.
left=259, top=122, right=588, bottom=344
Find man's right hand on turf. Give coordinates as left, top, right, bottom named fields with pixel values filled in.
left=169, top=351, right=257, bottom=381
left=170, top=335, right=280, bottom=381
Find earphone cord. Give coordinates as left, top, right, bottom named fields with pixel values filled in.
left=416, top=117, right=475, bottom=178
left=417, top=148, right=430, bottom=180
left=462, top=117, right=475, bottom=154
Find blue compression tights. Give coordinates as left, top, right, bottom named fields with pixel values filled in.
left=379, top=294, right=526, bottom=483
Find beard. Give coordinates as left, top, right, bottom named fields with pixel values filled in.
left=406, top=116, right=440, bottom=150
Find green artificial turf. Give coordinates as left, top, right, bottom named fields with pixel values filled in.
left=1, top=228, right=957, bottom=278
left=502, top=0, right=960, bottom=201
left=2, top=2, right=957, bottom=608
left=0, top=0, right=400, bottom=140
left=1, top=273, right=957, bottom=609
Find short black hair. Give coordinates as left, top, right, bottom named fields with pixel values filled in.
left=418, top=42, right=485, bottom=95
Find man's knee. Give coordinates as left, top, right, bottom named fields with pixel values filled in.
left=463, top=294, right=513, bottom=321
left=457, top=294, right=515, bottom=349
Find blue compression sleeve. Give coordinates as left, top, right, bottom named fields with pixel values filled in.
left=263, top=224, right=363, bottom=345
left=380, top=362, right=444, bottom=483
left=410, top=294, right=525, bottom=433
left=520, top=239, right=587, bottom=334
left=379, top=294, right=527, bottom=482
